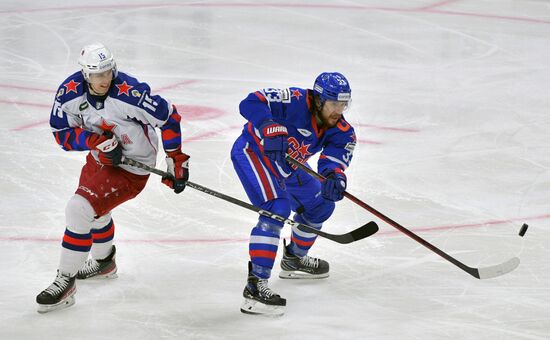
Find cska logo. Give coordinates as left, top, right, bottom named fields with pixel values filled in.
left=121, top=134, right=133, bottom=145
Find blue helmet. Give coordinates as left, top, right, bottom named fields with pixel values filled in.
left=313, top=72, right=351, bottom=102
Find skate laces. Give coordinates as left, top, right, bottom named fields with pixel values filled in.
left=300, top=255, right=319, bottom=269
left=257, top=279, right=276, bottom=298
left=79, top=259, right=100, bottom=275
left=44, top=272, right=72, bottom=296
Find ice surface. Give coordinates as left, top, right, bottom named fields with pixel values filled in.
left=1, top=1, right=549, bottom=339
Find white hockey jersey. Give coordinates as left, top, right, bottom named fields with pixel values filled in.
left=50, top=71, right=182, bottom=175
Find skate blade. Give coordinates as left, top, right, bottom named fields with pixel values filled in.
left=240, top=298, right=285, bottom=317
left=278, top=270, right=329, bottom=280
left=37, top=295, right=75, bottom=314
left=77, top=269, right=118, bottom=280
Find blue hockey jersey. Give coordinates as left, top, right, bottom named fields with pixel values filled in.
left=238, top=87, right=356, bottom=178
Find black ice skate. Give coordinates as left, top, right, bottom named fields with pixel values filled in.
left=241, top=262, right=286, bottom=316
left=279, top=239, right=329, bottom=279
left=36, top=270, right=76, bottom=313
left=76, top=245, right=118, bottom=279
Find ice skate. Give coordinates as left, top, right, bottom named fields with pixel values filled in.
left=241, top=262, right=286, bottom=316
left=36, top=270, right=76, bottom=313
left=279, top=239, right=329, bottom=279
left=76, top=245, right=118, bottom=279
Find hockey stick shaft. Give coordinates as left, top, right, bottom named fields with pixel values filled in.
left=121, top=157, right=378, bottom=244
left=286, top=155, right=519, bottom=279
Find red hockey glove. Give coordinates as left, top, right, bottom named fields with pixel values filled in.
left=162, top=150, right=190, bottom=194
left=88, top=132, right=123, bottom=166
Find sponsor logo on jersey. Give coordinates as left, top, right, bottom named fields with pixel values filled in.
left=131, top=89, right=141, bottom=98
left=79, top=102, right=89, bottom=111
left=297, top=128, right=312, bottom=137
left=95, top=101, right=104, bottom=110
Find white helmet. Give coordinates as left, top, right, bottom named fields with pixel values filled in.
left=78, top=43, right=117, bottom=82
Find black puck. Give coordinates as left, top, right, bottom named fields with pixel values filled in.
left=519, top=223, right=528, bottom=237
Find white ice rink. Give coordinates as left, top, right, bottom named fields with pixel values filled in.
left=1, top=0, right=549, bottom=339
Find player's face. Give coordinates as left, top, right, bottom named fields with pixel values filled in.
left=319, top=100, right=348, bottom=127
left=88, top=70, right=113, bottom=95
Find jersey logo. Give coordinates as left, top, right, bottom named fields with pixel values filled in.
left=56, top=88, right=65, bottom=98
left=297, top=128, right=312, bottom=137
left=64, top=79, right=80, bottom=94
left=79, top=102, right=89, bottom=111
left=98, top=119, right=116, bottom=133
left=287, top=137, right=312, bottom=169
left=291, top=89, right=302, bottom=100
left=116, top=81, right=133, bottom=96
left=121, top=134, right=133, bottom=145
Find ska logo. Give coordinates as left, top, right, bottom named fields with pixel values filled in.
left=287, top=137, right=312, bottom=169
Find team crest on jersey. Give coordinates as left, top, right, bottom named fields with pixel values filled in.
left=56, top=88, right=65, bottom=98
left=116, top=81, right=133, bottom=96
left=79, top=102, right=89, bottom=111
left=64, top=79, right=80, bottom=94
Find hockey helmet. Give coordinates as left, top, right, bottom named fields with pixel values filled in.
left=78, top=43, right=117, bottom=82
left=313, top=72, right=351, bottom=103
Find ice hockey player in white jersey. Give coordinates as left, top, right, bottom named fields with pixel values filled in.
left=36, top=43, right=190, bottom=313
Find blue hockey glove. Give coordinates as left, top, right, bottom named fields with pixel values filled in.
left=259, top=120, right=288, bottom=167
left=321, top=168, right=347, bottom=201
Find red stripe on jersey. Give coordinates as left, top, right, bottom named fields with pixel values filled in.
left=249, top=249, right=277, bottom=260
left=246, top=148, right=275, bottom=200
left=162, top=129, right=181, bottom=141
left=246, top=122, right=280, bottom=178
left=63, top=234, right=93, bottom=247
left=254, top=91, right=268, bottom=103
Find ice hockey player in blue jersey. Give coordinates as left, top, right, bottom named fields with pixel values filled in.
left=231, top=72, right=356, bottom=316
left=36, top=43, right=190, bottom=313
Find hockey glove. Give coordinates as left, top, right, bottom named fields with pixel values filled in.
left=88, top=132, right=123, bottom=166
left=162, top=150, right=190, bottom=194
left=259, top=119, right=288, bottom=167
left=321, top=168, right=347, bottom=201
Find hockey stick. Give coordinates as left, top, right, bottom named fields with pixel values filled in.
left=286, top=155, right=520, bottom=279
left=121, top=157, right=378, bottom=244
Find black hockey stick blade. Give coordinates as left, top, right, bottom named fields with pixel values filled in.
left=302, top=221, right=379, bottom=244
